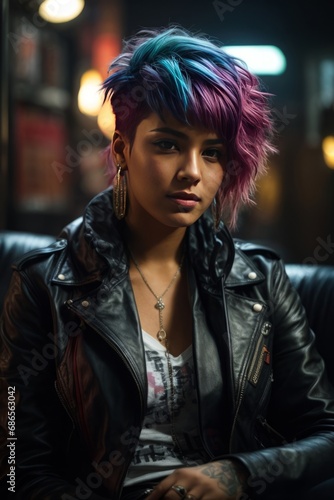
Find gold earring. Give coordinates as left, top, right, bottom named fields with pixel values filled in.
left=211, top=197, right=221, bottom=231
left=113, top=164, right=127, bottom=219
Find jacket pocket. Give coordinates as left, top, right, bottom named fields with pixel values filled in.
left=255, top=415, right=288, bottom=448
left=248, top=329, right=271, bottom=386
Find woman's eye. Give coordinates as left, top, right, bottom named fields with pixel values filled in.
left=203, top=148, right=222, bottom=159
left=154, top=140, right=177, bottom=151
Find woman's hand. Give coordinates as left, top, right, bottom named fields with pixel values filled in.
left=146, top=459, right=248, bottom=500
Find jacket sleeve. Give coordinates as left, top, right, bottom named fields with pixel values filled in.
left=0, top=268, right=109, bottom=500
left=229, top=258, right=334, bottom=499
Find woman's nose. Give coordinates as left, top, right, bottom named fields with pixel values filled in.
left=177, top=152, right=201, bottom=184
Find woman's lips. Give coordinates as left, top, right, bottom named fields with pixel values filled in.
left=167, top=192, right=201, bottom=208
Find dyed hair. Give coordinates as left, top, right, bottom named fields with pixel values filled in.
left=102, top=26, right=275, bottom=228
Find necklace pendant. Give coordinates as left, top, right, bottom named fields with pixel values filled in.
left=155, top=298, right=165, bottom=310
left=157, top=329, right=167, bottom=342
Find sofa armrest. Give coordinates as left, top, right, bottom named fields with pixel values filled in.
left=285, top=264, right=334, bottom=387
left=0, top=231, right=56, bottom=313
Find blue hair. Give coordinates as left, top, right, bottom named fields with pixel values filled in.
left=102, top=26, right=275, bottom=227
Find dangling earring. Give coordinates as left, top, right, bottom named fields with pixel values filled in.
left=113, top=164, right=127, bottom=219
left=211, top=196, right=221, bottom=231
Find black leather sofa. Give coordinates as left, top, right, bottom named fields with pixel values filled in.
left=0, top=231, right=56, bottom=313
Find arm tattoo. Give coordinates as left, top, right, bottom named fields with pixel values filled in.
left=200, top=461, right=245, bottom=496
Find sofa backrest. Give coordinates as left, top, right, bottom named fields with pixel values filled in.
left=286, top=264, right=334, bottom=387
left=0, top=231, right=56, bottom=312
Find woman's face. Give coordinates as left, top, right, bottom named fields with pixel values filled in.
left=113, top=112, right=225, bottom=231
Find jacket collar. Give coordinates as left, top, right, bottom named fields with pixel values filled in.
left=52, top=188, right=263, bottom=289
left=53, top=189, right=127, bottom=286
left=225, top=246, right=265, bottom=287
left=186, top=213, right=265, bottom=288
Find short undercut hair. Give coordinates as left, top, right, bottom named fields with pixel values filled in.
left=102, top=26, right=275, bottom=227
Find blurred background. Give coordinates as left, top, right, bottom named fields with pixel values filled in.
left=1, top=0, right=334, bottom=264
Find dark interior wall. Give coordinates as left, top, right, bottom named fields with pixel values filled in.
left=0, top=0, right=9, bottom=229
left=5, top=0, right=90, bottom=236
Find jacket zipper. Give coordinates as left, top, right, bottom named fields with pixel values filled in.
left=199, top=273, right=232, bottom=460
left=229, top=326, right=270, bottom=451
left=257, top=415, right=287, bottom=444
left=258, top=371, right=274, bottom=409
left=219, top=275, right=240, bottom=455
left=228, top=370, right=247, bottom=452
left=248, top=335, right=270, bottom=386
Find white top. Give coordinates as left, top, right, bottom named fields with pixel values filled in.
left=124, top=330, right=206, bottom=487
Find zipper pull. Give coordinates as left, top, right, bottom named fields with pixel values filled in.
left=263, top=346, right=270, bottom=364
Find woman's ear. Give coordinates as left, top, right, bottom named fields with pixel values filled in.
left=112, top=131, right=128, bottom=166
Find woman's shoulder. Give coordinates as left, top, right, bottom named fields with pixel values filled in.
left=233, top=238, right=282, bottom=260
left=225, top=238, right=284, bottom=289
left=13, top=238, right=67, bottom=270
left=9, top=218, right=85, bottom=288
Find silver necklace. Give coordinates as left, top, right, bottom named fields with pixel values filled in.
left=130, top=250, right=185, bottom=343
left=129, top=248, right=185, bottom=452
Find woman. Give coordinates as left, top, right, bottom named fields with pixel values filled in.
left=1, top=26, right=334, bottom=500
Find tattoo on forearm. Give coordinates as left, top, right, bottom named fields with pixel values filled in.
left=200, top=461, right=241, bottom=496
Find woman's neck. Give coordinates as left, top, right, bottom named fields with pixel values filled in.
left=123, top=218, right=187, bottom=265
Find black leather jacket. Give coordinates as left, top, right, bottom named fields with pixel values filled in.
left=1, top=189, right=334, bottom=500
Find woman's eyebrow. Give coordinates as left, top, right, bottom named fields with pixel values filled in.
left=204, top=139, right=225, bottom=145
left=149, top=127, right=188, bottom=138
left=149, top=127, right=224, bottom=145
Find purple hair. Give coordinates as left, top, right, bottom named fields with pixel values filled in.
left=102, top=26, right=276, bottom=227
